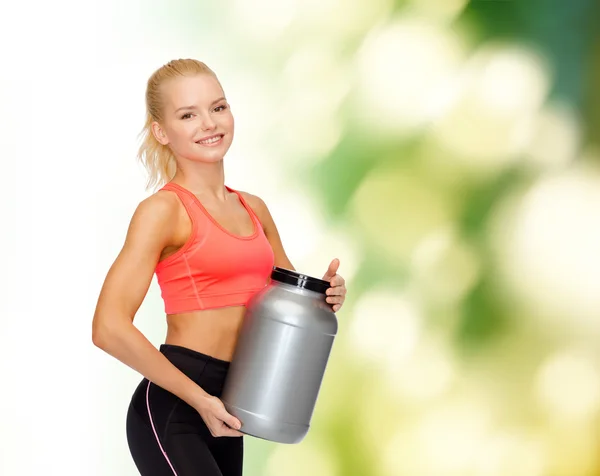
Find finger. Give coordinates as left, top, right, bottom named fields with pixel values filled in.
left=322, top=258, right=340, bottom=281
left=222, top=412, right=242, bottom=430
left=333, top=304, right=341, bottom=312
left=326, top=296, right=344, bottom=305
left=327, top=286, right=346, bottom=296
left=329, top=275, right=345, bottom=287
left=212, top=399, right=241, bottom=430
left=210, top=418, right=244, bottom=438
left=219, top=424, right=245, bottom=437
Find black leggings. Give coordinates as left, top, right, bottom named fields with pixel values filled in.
left=126, top=344, right=243, bottom=476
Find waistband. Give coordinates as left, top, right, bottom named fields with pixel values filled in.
left=159, top=344, right=231, bottom=370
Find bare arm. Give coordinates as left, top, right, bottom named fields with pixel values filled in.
left=243, top=192, right=347, bottom=311
left=92, top=193, right=241, bottom=435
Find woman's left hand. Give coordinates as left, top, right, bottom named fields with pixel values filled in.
left=322, top=258, right=347, bottom=313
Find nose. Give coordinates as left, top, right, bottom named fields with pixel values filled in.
left=200, top=113, right=216, bottom=131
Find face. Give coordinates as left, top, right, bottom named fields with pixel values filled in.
left=152, top=73, right=234, bottom=163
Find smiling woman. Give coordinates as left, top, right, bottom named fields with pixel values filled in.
left=137, top=61, right=234, bottom=191
left=91, top=58, right=347, bottom=476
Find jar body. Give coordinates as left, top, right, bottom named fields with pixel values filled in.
left=221, top=281, right=338, bottom=444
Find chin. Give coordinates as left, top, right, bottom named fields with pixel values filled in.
left=190, top=152, right=227, bottom=163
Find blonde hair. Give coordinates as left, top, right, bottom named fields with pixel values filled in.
left=137, top=59, right=221, bottom=191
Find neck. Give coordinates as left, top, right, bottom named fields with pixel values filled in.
left=172, top=159, right=228, bottom=201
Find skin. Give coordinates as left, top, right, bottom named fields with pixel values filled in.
left=92, top=73, right=347, bottom=439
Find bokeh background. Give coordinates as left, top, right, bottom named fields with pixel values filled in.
left=1, top=0, right=599, bottom=474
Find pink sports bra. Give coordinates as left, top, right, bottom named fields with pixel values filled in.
left=154, top=182, right=275, bottom=314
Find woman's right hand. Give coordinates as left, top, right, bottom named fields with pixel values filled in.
left=196, top=395, right=244, bottom=437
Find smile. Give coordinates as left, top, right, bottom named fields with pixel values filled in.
left=196, top=134, right=224, bottom=146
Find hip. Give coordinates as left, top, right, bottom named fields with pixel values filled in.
left=129, top=344, right=232, bottom=426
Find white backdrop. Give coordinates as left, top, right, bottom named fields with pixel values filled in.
left=0, top=2, right=345, bottom=474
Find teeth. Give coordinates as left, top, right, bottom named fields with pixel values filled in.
left=198, top=135, right=222, bottom=145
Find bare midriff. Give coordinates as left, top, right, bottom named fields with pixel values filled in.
left=164, top=306, right=247, bottom=362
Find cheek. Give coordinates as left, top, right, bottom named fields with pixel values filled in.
left=221, top=112, right=234, bottom=130
left=172, top=123, right=196, bottom=142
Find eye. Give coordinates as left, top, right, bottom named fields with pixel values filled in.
left=214, top=104, right=228, bottom=112
left=181, top=112, right=193, bottom=120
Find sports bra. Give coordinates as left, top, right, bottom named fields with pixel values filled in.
left=154, top=182, right=275, bottom=314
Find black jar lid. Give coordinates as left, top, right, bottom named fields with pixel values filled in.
left=271, top=266, right=330, bottom=294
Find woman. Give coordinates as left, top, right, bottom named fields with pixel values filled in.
left=91, top=58, right=347, bottom=476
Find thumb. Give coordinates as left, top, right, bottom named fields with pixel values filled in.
left=224, top=412, right=242, bottom=430
left=322, top=258, right=340, bottom=281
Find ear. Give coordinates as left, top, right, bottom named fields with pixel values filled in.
left=151, top=121, right=170, bottom=145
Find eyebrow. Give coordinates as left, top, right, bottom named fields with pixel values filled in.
left=174, top=97, right=226, bottom=114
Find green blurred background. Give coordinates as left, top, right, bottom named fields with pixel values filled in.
left=149, top=0, right=600, bottom=474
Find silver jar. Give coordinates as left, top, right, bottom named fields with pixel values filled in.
left=221, top=267, right=338, bottom=444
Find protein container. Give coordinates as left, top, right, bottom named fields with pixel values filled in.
left=221, top=266, right=338, bottom=444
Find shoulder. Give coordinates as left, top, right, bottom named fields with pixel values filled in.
left=238, top=191, right=274, bottom=228
left=129, top=189, right=180, bottom=231
left=238, top=191, right=267, bottom=212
